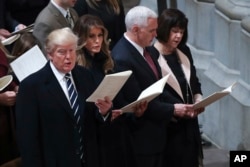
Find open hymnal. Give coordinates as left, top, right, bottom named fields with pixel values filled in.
left=193, top=82, right=237, bottom=110
left=10, top=45, right=47, bottom=82
left=86, top=70, right=132, bottom=102
left=0, top=75, right=13, bottom=91
left=120, top=74, right=170, bottom=113
left=1, top=34, right=20, bottom=45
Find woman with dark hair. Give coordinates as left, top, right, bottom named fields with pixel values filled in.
left=73, top=14, right=145, bottom=167
left=73, top=14, right=114, bottom=83
left=149, top=8, right=205, bottom=167
left=73, top=0, right=126, bottom=49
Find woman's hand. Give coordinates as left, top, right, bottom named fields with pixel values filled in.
left=95, top=96, right=112, bottom=116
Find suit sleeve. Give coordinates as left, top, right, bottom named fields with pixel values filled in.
left=15, top=79, right=43, bottom=167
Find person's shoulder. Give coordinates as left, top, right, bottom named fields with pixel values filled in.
left=73, top=65, right=95, bottom=89
left=178, top=44, right=191, bottom=54
left=19, top=63, right=49, bottom=86
left=35, top=3, right=59, bottom=22
left=112, top=37, right=130, bottom=55
left=74, top=65, right=93, bottom=78
left=147, top=45, right=160, bottom=58
left=69, top=7, right=78, bottom=17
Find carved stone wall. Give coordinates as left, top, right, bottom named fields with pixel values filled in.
left=177, top=0, right=250, bottom=150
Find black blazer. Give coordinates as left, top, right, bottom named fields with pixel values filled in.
left=149, top=44, right=203, bottom=167
left=112, top=36, right=174, bottom=155
left=15, top=62, right=100, bottom=167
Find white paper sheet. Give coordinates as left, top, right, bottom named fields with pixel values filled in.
left=120, top=74, right=170, bottom=113
left=193, top=82, right=237, bottom=109
left=10, top=45, right=47, bottom=82
left=86, top=70, right=132, bottom=102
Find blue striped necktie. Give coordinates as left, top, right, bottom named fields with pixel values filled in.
left=65, top=73, right=84, bottom=160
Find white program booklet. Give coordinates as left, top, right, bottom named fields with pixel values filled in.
left=194, top=82, right=237, bottom=110
left=10, top=45, right=47, bottom=82
left=120, top=74, right=170, bottom=113
left=86, top=70, right=132, bottom=102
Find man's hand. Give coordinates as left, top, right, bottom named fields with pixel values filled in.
left=95, top=96, right=112, bottom=116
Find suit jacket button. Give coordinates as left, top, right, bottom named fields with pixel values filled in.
left=76, top=150, right=80, bottom=155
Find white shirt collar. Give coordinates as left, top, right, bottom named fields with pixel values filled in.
left=51, top=0, right=68, bottom=17
left=50, top=61, right=70, bottom=82
left=124, top=33, right=144, bottom=57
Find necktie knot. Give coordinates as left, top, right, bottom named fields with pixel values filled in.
left=66, top=10, right=74, bottom=28
left=65, top=73, right=71, bottom=80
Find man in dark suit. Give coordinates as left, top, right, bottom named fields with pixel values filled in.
left=33, top=0, right=78, bottom=46
left=15, top=28, right=112, bottom=167
left=112, top=6, right=195, bottom=167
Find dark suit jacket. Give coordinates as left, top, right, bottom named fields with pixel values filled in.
left=33, top=2, right=78, bottom=45
left=112, top=36, right=174, bottom=155
left=15, top=62, right=100, bottom=167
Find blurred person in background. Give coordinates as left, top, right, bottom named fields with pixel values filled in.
left=74, top=0, right=126, bottom=49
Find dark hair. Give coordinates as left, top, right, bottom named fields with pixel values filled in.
left=156, top=8, right=188, bottom=46
left=73, top=14, right=114, bottom=73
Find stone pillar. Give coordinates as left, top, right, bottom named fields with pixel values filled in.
left=178, top=0, right=250, bottom=150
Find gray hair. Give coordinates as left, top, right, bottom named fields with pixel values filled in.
left=45, top=27, right=78, bottom=54
left=125, top=6, right=158, bottom=31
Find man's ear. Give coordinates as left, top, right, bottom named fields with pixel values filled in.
left=47, top=53, right=52, bottom=61
left=132, top=25, right=139, bottom=35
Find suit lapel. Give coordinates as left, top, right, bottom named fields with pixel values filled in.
left=158, top=54, right=184, bottom=100
left=71, top=68, right=86, bottom=120
left=176, top=49, right=191, bottom=84
left=47, top=2, right=70, bottom=27
left=157, top=48, right=191, bottom=101
left=69, top=8, right=78, bottom=24
left=44, top=63, right=75, bottom=121
left=123, top=38, right=159, bottom=80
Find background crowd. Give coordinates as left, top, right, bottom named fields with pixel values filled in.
left=0, top=1, right=206, bottom=167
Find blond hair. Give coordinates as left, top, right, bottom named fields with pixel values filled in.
left=45, top=28, right=78, bottom=54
